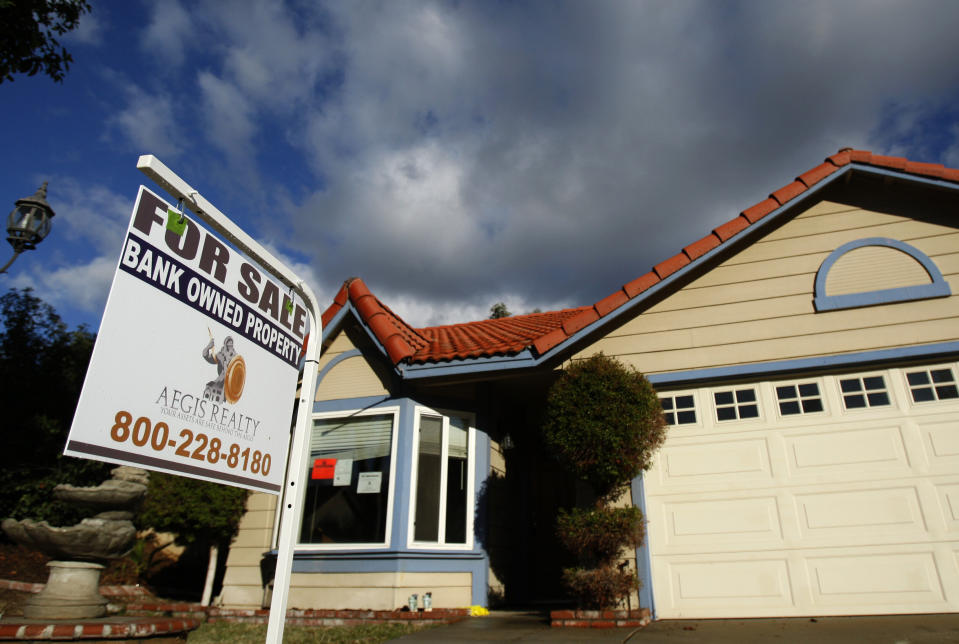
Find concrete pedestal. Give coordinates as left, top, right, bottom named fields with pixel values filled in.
left=23, top=561, right=108, bottom=619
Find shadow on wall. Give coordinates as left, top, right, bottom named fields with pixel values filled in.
left=475, top=470, right=509, bottom=606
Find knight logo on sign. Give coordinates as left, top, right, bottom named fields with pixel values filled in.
left=65, top=186, right=305, bottom=494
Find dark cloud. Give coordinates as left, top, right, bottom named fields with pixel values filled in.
left=127, top=1, right=959, bottom=325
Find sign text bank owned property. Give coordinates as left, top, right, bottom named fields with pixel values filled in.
left=66, top=186, right=307, bottom=494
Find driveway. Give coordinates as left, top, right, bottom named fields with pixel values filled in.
left=390, top=611, right=959, bottom=643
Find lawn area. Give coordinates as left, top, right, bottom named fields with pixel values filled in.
left=187, top=621, right=427, bottom=643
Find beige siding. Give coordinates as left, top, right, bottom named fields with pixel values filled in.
left=313, top=329, right=358, bottom=380
left=490, top=439, right=506, bottom=477
left=609, top=491, right=641, bottom=609
left=487, top=440, right=507, bottom=602
left=286, top=572, right=472, bottom=610
left=581, top=200, right=959, bottom=375
left=220, top=492, right=277, bottom=608
left=315, top=329, right=389, bottom=401
left=315, top=355, right=389, bottom=401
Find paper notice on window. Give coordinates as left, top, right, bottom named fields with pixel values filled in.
left=357, top=471, right=382, bottom=494
left=333, top=459, right=352, bottom=486
left=311, top=459, right=336, bottom=480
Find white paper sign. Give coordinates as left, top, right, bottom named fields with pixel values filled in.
left=64, top=186, right=307, bottom=494
left=333, top=459, right=352, bottom=486
left=357, top=472, right=382, bottom=494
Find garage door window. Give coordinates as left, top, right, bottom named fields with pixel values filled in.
left=661, top=394, right=696, bottom=425
left=714, top=388, right=759, bottom=421
left=906, top=368, right=959, bottom=403
left=839, top=375, right=890, bottom=409
left=775, top=382, right=824, bottom=416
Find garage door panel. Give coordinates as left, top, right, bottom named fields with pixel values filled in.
left=658, top=438, right=772, bottom=486
left=936, top=483, right=959, bottom=533
left=807, top=552, right=946, bottom=607
left=664, top=559, right=794, bottom=615
left=785, top=425, right=910, bottom=476
left=921, top=419, right=959, bottom=471
left=795, top=487, right=927, bottom=539
left=660, top=496, right=783, bottom=548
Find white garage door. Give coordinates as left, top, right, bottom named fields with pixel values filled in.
left=647, top=361, right=959, bottom=618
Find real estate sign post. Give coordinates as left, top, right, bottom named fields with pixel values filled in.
left=64, top=156, right=322, bottom=643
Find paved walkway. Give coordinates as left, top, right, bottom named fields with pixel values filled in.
left=390, top=611, right=959, bottom=643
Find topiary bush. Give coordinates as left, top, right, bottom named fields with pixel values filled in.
left=557, top=506, right=645, bottom=568
left=562, top=565, right=638, bottom=610
left=542, top=353, right=666, bottom=609
left=543, top=353, right=666, bottom=502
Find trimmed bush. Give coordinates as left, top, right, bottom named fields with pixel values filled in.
left=557, top=506, right=645, bottom=567
left=542, top=353, right=666, bottom=609
left=561, top=565, right=638, bottom=611
left=542, top=353, right=665, bottom=501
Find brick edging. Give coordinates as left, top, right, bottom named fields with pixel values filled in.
left=0, top=580, right=42, bottom=593
left=124, top=602, right=470, bottom=626
left=0, top=617, right=203, bottom=640
left=550, top=608, right=651, bottom=628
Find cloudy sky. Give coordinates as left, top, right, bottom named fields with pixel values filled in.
left=3, top=0, right=959, bottom=332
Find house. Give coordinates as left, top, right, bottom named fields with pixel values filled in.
left=219, top=149, right=959, bottom=619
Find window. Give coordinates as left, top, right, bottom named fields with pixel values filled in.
left=714, top=388, right=759, bottom=421
left=411, top=410, right=474, bottom=547
left=299, top=411, right=396, bottom=546
left=839, top=375, right=890, bottom=409
left=775, top=382, right=824, bottom=416
left=660, top=394, right=696, bottom=425
left=906, top=368, right=959, bottom=403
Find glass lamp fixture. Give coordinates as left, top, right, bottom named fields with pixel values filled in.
left=2, top=182, right=55, bottom=273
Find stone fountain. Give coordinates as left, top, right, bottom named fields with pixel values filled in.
left=1, top=466, right=148, bottom=619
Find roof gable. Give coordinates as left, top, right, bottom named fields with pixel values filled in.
left=320, top=149, right=959, bottom=376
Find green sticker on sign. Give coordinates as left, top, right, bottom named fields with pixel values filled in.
left=285, top=298, right=294, bottom=314
left=166, top=207, right=186, bottom=236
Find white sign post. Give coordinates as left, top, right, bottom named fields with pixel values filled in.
left=65, top=156, right=322, bottom=643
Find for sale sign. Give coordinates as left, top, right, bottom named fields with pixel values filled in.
left=65, top=186, right=306, bottom=493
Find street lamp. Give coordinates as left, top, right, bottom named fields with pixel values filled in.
left=1, top=182, right=55, bottom=274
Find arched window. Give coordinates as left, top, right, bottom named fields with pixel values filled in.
left=814, top=237, right=951, bottom=312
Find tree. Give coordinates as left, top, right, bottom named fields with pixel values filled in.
left=542, top=353, right=666, bottom=609
left=137, top=473, right=248, bottom=605
left=0, top=288, right=109, bottom=526
left=489, top=302, right=511, bottom=319
left=0, top=0, right=92, bottom=84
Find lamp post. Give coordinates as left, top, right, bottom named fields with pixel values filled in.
left=1, top=182, right=55, bottom=274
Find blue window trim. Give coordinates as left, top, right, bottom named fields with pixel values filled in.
left=814, top=237, right=951, bottom=312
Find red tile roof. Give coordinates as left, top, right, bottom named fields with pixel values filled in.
left=322, top=277, right=590, bottom=365
left=322, top=150, right=959, bottom=367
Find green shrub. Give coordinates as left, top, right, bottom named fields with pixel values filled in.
left=542, top=353, right=665, bottom=501
left=557, top=506, right=644, bottom=567
left=542, top=353, right=666, bottom=609
left=138, top=472, right=248, bottom=545
left=561, top=565, right=638, bottom=610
